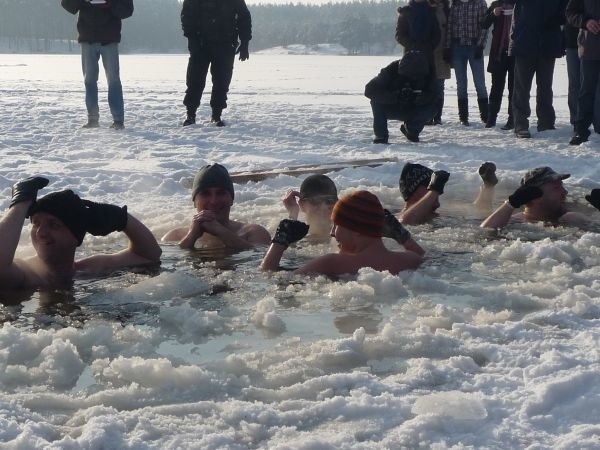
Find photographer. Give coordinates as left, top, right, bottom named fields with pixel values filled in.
left=364, top=51, right=438, bottom=143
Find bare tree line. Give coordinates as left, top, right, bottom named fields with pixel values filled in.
left=0, top=0, right=404, bottom=54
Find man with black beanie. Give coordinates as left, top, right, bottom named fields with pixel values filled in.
left=0, top=176, right=161, bottom=290
left=162, top=164, right=271, bottom=249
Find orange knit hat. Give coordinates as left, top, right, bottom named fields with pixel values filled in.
left=331, top=190, right=384, bottom=237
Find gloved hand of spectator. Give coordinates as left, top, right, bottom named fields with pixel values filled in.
left=479, top=162, right=498, bottom=187
left=271, top=219, right=309, bottom=247
left=474, top=46, right=484, bottom=59
left=442, top=48, right=453, bottom=64
left=10, top=176, right=49, bottom=209
left=236, top=41, right=249, bottom=61
left=382, top=209, right=411, bottom=244
left=84, top=200, right=128, bottom=236
left=427, top=170, right=450, bottom=195
left=508, top=185, right=543, bottom=208
left=585, top=188, right=600, bottom=211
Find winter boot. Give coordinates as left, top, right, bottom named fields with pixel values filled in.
left=500, top=115, right=514, bottom=130
left=458, top=98, right=470, bottom=126
left=82, top=118, right=99, bottom=129
left=183, top=109, right=196, bottom=127
left=485, top=100, right=500, bottom=128
left=477, top=97, right=489, bottom=124
left=110, top=120, right=124, bottom=130
left=211, top=109, right=225, bottom=127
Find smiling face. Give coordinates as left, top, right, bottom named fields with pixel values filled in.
left=193, top=187, right=234, bottom=219
left=30, top=212, right=78, bottom=264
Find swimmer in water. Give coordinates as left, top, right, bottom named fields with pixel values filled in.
left=397, top=162, right=450, bottom=225
left=0, top=176, right=161, bottom=290
left=162, top=164, right=271, bottom=249
left=261, top=190, right=423, bottom=276
left=281, top=174, right=338, bottom=241
left=481, top=166, right=590, bottom=228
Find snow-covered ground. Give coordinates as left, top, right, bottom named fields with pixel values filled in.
left=0, top=53, right=599, bottom=449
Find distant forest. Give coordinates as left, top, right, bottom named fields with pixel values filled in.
left=0, top=0, right=406, bottom=55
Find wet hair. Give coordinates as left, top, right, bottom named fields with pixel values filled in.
left=191, top=164, right=235, bottom=201
left=29, top=190, right=87, bottom=246
left=399, top=163, right=433, bottom=201
left=331, top=190, right=384, bottom=238
left=299, top=174, right=338, bottom=204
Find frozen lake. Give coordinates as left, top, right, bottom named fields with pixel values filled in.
left=0, top=53, right=599, bottom=449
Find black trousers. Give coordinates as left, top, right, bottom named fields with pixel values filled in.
left=512, top=55, right=556, bottom=131
left=488, top=53, right=514, bottom=119
left=575, top=59, right=600, bottom=135
left=183, top=39, right=236, bottom=114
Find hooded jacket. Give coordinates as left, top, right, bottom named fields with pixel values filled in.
left=364, top=51, right=438, bottom=108
left=61, top=0, right=133, bottom=44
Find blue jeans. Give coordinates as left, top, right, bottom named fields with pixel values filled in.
left=566, top=47, right=600, bottom=132
left=81, top=42, right=124, bottom=122
left=370, top=100, right=437, bottom=139
left=452, top=44, right=488, bottom=100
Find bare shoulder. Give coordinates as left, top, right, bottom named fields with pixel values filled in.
left=559, top=211, right=589, bottom=227
left=75, top=249, right=157, bottom=275
left=295, top=253, right=349, bottom=276
left=237, top=222, right=271, bottom=245
left=391, top=250, right=423, bottom=271
left=161, top=227, right=188, bottom=242
left=0, top=259, right=37, bottom=289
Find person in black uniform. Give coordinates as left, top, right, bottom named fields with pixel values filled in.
left=181, top=0, right=252, bottom=127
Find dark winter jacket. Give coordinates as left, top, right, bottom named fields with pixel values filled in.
left=567, top=0, right=600, bottom=60
left=508, top=0, right=568, bottom=58
left=181, top=0, right=251, bottom=45
left=61, top=0, right=133, bottom=44
left=481, top=1, right=515, bottom=72
left=364, top=52, right=438, bottom=108
left=396, top=1, right=441, bottom=60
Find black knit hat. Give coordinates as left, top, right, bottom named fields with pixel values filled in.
left=29, top=190, right=87, bottom=246
left=399, top=163, right=433, bottom=201
left=299, top=174, right=338, bottom=203
left=191, top=164, right=235, bottom=201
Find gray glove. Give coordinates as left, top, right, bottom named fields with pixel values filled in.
left=382, top=209, right=411, bottom=244
left=508, top=185, right=543, bottom=208
left=427, top=170, right=450, bottom=194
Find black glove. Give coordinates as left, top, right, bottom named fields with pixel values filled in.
left=236, top=41, right=249, bottom=61
left=271, top=219, right=309, bottom=247
left=427, top=170, right=450, bottom=195
left=508, top=185, right=543, bottom=208
left=479, top=162, right=498, bottom=187
left=382, top=209, right=411, bottom=244
left=474, top=46, right=484, bottom=59
left=10, top=176, right=49, bottom=209
left=83, top=200, right=128, bottom=236
left=442, top=48, right=453, bottom=64
left=585, top=188, right=600, bottom=211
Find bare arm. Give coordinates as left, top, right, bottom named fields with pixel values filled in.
left=0, top=202, right=29, bottom=288
left=400, top=191, right=440, bottom=225
left=260, top=243, right=287, bottom=271
left=77, top=214, right=161, bottom=272
left=480, top=201, right=514, bottom=229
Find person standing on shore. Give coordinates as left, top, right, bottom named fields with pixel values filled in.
left=61, top=0, right=134, bottom=130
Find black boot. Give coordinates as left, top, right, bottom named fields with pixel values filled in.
left=477, top=97, right=489, bottom=124
left=485, top=100, right=500, bottom=128
left=500, top=115, right=514, bottom=130
left=211, top=109, right=225, bottom=127
left=458, top=98, right=469, bottom=126
left=183, top=109, right=196, bottom=127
